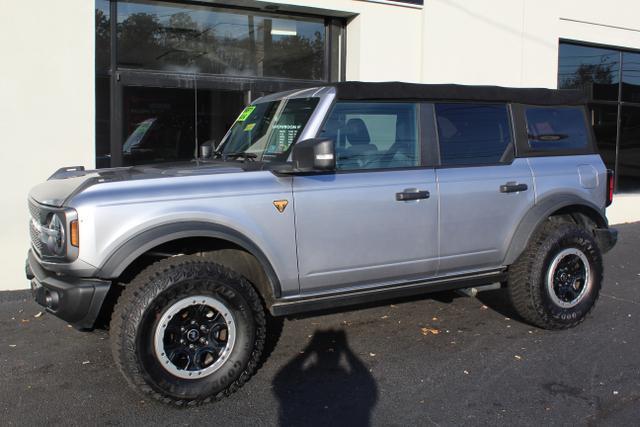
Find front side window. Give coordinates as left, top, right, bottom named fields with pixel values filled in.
left=220, top=97, right=319, bottom=162
left=319, top=102, right=420, bottom=170
left=435, top=103, right=512, bottom=166
left=526, top=107, right=589, bottom=151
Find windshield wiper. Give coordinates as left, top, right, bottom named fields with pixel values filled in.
left=223, top=151, right=258, bottom=162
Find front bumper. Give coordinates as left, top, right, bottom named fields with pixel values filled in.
left=595, top=227, right=618, bottom=253
left=26, top=250, right=111, bottom=330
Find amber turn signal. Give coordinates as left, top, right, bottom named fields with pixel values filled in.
left=70, top=220, right=79, bottom=247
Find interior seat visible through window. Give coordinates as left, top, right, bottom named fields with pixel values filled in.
left=320, top=102, right=420, bottom=170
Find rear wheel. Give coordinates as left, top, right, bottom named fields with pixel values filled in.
left=110, top=255, right=266, bottom=406
left=507, top=221, right=603, bottom=329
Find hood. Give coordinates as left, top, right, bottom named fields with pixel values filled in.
left=29, top=161, right=245, bottom=207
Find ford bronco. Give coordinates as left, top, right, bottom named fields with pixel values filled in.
left=26, top=82, right=617, bottom=405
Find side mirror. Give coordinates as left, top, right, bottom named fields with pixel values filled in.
left=291, top=138, right=336, bottom=172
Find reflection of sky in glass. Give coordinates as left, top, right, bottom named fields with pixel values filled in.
left=623, top=52, right=640, bottom=86
left=117, top=0, right=322, bottom=41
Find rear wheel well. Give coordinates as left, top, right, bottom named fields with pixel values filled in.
left=542, top=204, right=608, bottom=250
left=97, top=237, right=275, bottom=329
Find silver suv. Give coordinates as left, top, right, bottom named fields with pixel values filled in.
left=26, top=82, right=618, bottom=405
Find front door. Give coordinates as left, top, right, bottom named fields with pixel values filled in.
left=293, top=102, right=439, bottom=294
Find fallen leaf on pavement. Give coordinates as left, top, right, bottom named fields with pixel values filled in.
left=421, top=327, right=440, bottom=336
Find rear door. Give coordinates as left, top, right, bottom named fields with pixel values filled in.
left=293, top=102, right=439, bottom=294
left=434, top=103, right=535, bottom=274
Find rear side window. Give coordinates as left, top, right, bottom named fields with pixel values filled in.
left=435, top=103, right=512, bottom=166
left=525, top=107, right=589, bottom=151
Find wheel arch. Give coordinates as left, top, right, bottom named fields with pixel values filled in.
left=97, top=221, right=282, bottom=304
left=504, top=195, right=607, bottom=265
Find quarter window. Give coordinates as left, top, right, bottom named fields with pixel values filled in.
left=435, top=104, right=512, bottom=166
left=320, top=102, right=420, bottom=170
left=525, top=107, right=589, bottom=151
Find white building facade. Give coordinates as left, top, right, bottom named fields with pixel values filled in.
left=1, top=0, right=638, bottom=290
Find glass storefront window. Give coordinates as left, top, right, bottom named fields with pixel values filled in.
left=560, top=41, right=640, bottom=192
left=558, top=43, right=620, bottom=101
left=117, top=0, right=326, bottom=80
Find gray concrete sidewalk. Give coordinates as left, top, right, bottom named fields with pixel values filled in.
left=1, top=223, right=639, bottom=426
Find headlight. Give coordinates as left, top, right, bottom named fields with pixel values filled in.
left=44, top=213, right=66, bottom=256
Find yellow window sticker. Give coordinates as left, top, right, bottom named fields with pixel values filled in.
left=244, top=123, right=256, bottom=132
left=236, top=106, right=256, bottom=122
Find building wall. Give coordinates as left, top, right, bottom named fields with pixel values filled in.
left=0, top=1, right=95, bottom=290
left=421, top=0, right=640, bottom=87
left=0, top=0, right=638, bottom=291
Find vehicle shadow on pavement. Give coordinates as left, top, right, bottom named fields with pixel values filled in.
left=273, top=329, right=377, bottom=427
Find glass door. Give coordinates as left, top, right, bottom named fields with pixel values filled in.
left=113, top=72, right=248, bottom=166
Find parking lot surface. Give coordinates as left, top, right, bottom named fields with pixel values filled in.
left=1, top=223, right=639, bottom=426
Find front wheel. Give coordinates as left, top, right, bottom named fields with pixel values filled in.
left=110, top=255, right=266, bottom=406
left=507, top=221, right=603, bottom=330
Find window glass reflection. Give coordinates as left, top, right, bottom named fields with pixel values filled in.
left=622, top=52, right=640, bottom=103
left=96, top=0, right=110, bottom=73
left=559, top=44, right=620, bottom=101
left=117, top=0, right=326, bottom=80
left=590, top=104, right=618, bottom=172
left=619, top=106, right=640, bottom=192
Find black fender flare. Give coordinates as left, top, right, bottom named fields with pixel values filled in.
left=97, top=221, right=282, bottom=300
left=503, top=194, right=607, bottom=265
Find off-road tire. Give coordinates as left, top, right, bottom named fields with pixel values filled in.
left=507, top=221, right=603, bottom=330
left=110, top=254, right=266, bottom=406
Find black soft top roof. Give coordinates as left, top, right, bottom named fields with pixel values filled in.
left=327, top=81, right=588, bottom=106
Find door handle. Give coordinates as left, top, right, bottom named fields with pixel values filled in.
left=396, top=190, right=430, bottom=201
left=500, top=182, right=528, bottom=193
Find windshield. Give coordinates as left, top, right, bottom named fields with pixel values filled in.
left=219, top=97, right=319, bottom=162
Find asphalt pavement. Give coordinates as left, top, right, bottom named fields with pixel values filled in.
left=1, top=223, right=639, bottom=426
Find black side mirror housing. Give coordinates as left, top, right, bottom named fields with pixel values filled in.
left=291, top=138, right=336, bottom=172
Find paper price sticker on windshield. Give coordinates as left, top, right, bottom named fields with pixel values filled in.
left=244, top=123, right=256, bottom=132
left=236, top=106, right=256, bottom=122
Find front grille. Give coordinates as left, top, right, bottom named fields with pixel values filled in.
left=28, top=200, right=47, bottom=256
left=29, top=219, right=44, bottom=255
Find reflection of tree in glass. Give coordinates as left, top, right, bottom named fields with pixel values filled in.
left=266, top=31, right=325, bottom=80
left=95, top=7, right=110, bottom=72
left=116, top=10, right=324, bottom=80
left=562, top=62, right=615, bottom=89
